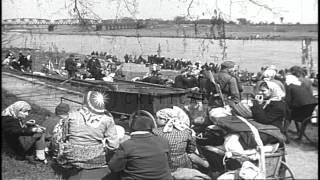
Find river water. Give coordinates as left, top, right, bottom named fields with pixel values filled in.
left=3, top=32, right=318, bottom=73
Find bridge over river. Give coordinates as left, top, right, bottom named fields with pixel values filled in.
left=2, top=18, right=138, bottom=31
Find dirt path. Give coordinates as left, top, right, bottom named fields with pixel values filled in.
left=2, top=73, right=318, bottom=179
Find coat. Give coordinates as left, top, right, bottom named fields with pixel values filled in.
left=2, top=116, right=35, bottom=156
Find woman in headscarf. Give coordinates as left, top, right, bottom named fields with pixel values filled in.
left=262, top=68, right=286, bottom=94
left=153, top=106, right=209, bottom=171
left=1, top=101, right=47, bottom=163
left=251, top=80, right=286, bottom=129
left=242, top=80, right=287, bottom=148
left=57, top=89, right=120, bottom=180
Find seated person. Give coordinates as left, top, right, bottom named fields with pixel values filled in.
left=153, top=106, right=209, bottom=171
left=1, top=101, right=47, bottom=163
left=42, top=103, right=70, bottom=141
left=41, top=103, right=70, bottom=154
left=106, top=110, right=173, bottom=180
left=240, top=80, right=286, bottom=149
left=54, top=90, right=120, bottom=179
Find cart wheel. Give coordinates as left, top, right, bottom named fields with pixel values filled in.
left=129, top=110, right=157, bottom=129
left=277, top=161, right=295, bottom=180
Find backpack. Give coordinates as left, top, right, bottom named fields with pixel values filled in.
left=50, top=116, right=70, bottom=166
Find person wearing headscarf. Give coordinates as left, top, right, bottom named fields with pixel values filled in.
left=1, top=101, right=47, bottom=163
left=251, top=80, right=286, bottom=129
left=153, top=106, right=208, bottom=171
left=106, top=110, right=173, bottom=180
left=262, top=68, right=286, bottom=94
left=241, top=80, right=287, bottom=148
left=59, top=90, right=120, bottom=179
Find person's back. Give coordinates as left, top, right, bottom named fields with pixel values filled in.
left=153, top=127, right=194, bottom=171
left=214, top=70, right=240, bottom=104
left=107, top=112, right=172, bottom=180
left=112, top=134, right=172, bottom=180
left=285, top=74, right=316, bottom=109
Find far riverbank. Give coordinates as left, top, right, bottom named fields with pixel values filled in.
left=3, top=23, right=318, bottom=41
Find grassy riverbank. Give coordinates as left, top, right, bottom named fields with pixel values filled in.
left=4, top=23, right=318, bottom=41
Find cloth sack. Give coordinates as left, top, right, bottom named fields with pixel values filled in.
left=223, top=134, right=245, bottom=155
left=239, top=161, right=261, bottom=179
left=172, top=168, right=211, bottom=180
left=208, top=106, right=232, bottom=124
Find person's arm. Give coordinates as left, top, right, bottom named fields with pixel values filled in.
left=251, top=101, right=284, bottom=125
left=104, top=116, right=120, bottom=150
left=108, top=144, right=127, bottom=173
left=285, top=85, right=292, bottom=108
left=229, top=77, right=241, bottom=102
left=3, top=117, right=34, bottom=136
left=186, top=131, right=197, bottom=153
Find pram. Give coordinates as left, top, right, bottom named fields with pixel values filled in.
left=197, top=115, right=295, bottom=179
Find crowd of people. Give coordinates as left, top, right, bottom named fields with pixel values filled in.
left=2, top=57, right=318, bottom=179
left=2, top=51, right=32, bottom=72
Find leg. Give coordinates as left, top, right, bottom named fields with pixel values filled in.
left=294, top=121, right=301, bottom=135
left=19, top=133, right=46, bottom=160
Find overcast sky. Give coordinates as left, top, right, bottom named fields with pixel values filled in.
left=2, top=0, right=318, bottom=24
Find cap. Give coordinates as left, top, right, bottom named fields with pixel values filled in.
left=83, top=90, right=109, bottom=114
left=55, top=103, right=70, bottom=115
left=129, top=110, right=157, bottom=131
left=221, top=61, right=235, bottom=69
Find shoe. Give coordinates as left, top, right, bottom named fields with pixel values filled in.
left=26, top=155, right=48, bottom=165
left=15, top=155, right=26, bottom=161
left=35, top=157, right=48, bottom=164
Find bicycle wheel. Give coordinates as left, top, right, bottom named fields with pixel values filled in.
left=301, top=116, right=318, bottom=144
left=276, top=161, right=295, bottom=180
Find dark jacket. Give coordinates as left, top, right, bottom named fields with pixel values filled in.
left=2, top=116, right=35, bottom=155
left=108, top=133, right=172, bottom=180
left=285, top=83, right=317, bottom=108
left=87, top=58, right=102, bottom=79
left=65, top=57, right=77, bottom=72
left=251, top=100, right=286, bottom=131
left=174, top=75, right=198, bottom=89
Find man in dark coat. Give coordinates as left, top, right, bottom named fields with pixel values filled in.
left=106, top=112, right=172, bottom=180
left=65, top=54, right=77, bottom=79
left=18, top=52, right=29, bottom=71
left=87, top=56, right=103, bottom=80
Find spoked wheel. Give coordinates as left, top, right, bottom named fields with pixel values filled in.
left=129, top=110, right=157, bottom=128
left=275, top=161, right=295, bottom=180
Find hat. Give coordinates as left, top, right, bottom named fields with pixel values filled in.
left=83, top=90, right=109, bottom=114
left=55, top=103, right=70, bottom=115
left=129, top=110, right=157, bottom=131
left=221, top=61, right=235, bottom=69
